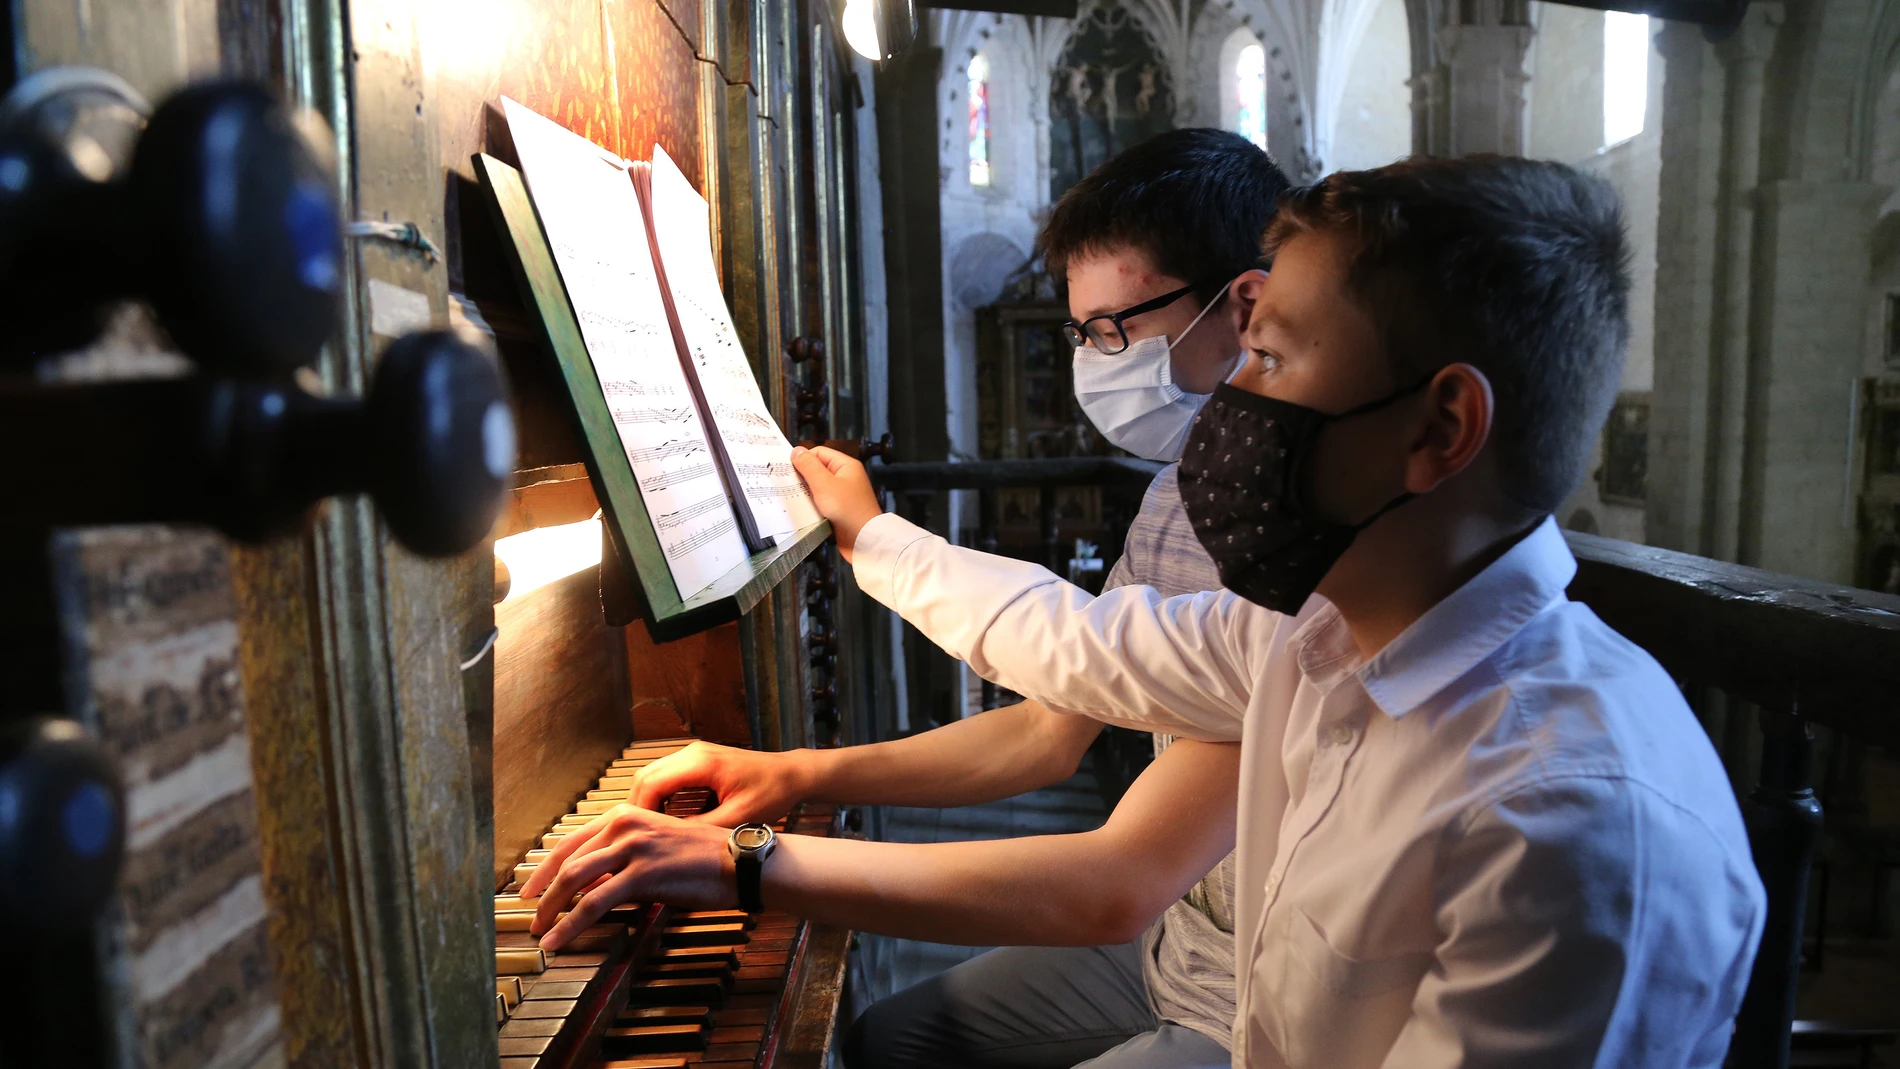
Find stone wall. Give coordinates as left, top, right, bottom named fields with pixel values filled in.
left=1330, top=0, right=1413, bottom=170
left=1643, top=0, right=1898, bottom=585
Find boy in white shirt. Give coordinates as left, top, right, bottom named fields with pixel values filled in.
left=787, top=155, right=1765, bottom=1066
left=521, top=154, right=1766, bottom=1066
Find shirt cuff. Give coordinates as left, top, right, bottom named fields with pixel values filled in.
left=851, top=512, right=937, bottom=609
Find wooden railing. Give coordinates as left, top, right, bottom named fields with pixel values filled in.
left=868, top=459, right=1900, bottom=1069
left=873, top=457, right=1164, bottom=571
left=1564, top=533, right=1900, bottom=1069
left=871, top=459, right=1163, bottom=726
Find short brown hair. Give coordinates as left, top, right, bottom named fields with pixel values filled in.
left=1264, top=155, right=1630, bottom=513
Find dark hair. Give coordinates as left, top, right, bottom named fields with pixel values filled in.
left=1264, top=155, right=1631, bottom=514
left=1038, top=129, right=1290, bottom=302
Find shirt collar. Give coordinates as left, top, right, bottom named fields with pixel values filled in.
left=1343, top=516, right=1576, bottom=719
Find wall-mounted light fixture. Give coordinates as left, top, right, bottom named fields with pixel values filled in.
left=493, top=513, right=603, bottom=603
left=841, top=0, right=917, bottom=61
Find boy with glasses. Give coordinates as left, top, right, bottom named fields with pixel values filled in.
left=523, top=129, right=1287, bottom=1069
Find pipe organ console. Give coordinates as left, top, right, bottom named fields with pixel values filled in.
left=0, top=1, right=881, bottom=1067
left=487, top=737, right=845, bottom=1069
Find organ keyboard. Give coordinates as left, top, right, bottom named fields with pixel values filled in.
left=491, top=738, right=846, bottom=1069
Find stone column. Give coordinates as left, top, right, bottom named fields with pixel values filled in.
left=1709, top=4, right=1782, bottom=564
left=1648, top=2, right=1887, bottom=584
left=1742, top=180, right=1890, bottom=580
left=1419, top=0, right=1533, bottom=157
left=1647, top=20, right=1730, bottom=557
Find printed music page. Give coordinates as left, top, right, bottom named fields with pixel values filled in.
left=502, top=98, right=750, bottom=600
left=638, top=143, right=821, bottom=540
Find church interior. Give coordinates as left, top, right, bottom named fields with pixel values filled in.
left=0, top=0, right=1897, bottom=1066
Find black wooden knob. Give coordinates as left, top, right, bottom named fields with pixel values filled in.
left=0, top=329, right=512, bottom=555
left=366, top=331, right=515, bottom=554
left=0, top=80, right=339, bottom=373
left=805, top=572, right=837, bottom=601
left=134, top=82, right=341, bottom=375
left=787, top=335, right=825, bottom=364
left=858, top=433, right=894, bottom=462
left=0, top=717, right=124, bottom=932
left=195, top=330, right=510, bottom=553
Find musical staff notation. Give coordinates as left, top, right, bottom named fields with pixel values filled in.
left=734, top=461, right=797, bottom=481
left=613, top=405, right=696, bottom=427
left=603, top=380, right=683, bottom=400
left=639, top=460, right=717, bottom=493
left=656, top=495, right=734, bottom=533
left=723, top=429, right=789, bottom=448
left=625, top=439, right=709, bottom=466
left=670, top=516, right=739, bottom=556
left=715, top=406, right=779, bottom=431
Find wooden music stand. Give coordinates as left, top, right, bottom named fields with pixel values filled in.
left=475, top=152, right=828, bottom=642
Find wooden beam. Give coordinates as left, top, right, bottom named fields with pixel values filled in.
left=876, top=47, right=949, bottom=464
left=1564, top=531, right=1900, bottom=750
left=925, top=0, right=1078, bottom=14
left=870, top=457, right=1164, bottom=493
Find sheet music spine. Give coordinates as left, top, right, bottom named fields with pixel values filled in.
left=629, top=161, right=772, bottom=554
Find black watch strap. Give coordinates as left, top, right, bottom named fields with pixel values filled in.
left=735, top=851, right=763, bottom=913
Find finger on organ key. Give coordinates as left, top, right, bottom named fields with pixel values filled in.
left=532, top=838, right=631, bottom=935
left=521, top=809, right=613, bottom=899
left=541, top=865, right=641, bottom=951
left=631, top=762, right=701, bottom=813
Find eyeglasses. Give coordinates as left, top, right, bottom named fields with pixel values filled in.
left=1061, top=281, right=1215, bottom=355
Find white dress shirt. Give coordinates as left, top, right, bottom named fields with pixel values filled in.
left=853, top=513, right=1765, bottom=1068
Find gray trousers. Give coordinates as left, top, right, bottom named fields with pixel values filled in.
left=842, top=942, right=1231, bottom=1069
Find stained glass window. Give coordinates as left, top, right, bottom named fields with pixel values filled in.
left=969, top=54, right=992, bottom=187
left=1235, top=43, right=1267, bottom=150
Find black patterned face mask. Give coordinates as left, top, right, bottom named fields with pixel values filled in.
left=1179, top=379, right=1429, bottom=614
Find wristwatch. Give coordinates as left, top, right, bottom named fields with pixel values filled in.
left=727, top=823, right=777, bottom=913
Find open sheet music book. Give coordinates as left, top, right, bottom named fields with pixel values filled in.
left=502, top=98, right=818, bottom=602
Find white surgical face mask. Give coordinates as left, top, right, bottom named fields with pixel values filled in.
left=1072, top=292, right=1236, bottom=461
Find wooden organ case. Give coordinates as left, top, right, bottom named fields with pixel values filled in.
left=0, top=0, right=883, bottom=1067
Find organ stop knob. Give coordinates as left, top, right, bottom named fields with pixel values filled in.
left=1, top=329, right=514, bottom=556
left=0, top=717, right=125, bottom=932
left=0, top=78, right=341, bottom=374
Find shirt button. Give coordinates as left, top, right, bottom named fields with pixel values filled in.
left=1326, top=723, right=1355, bottom=747
left=1265, top=874, right=1281, bottom=897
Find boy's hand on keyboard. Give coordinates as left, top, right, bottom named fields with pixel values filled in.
left=790, top=445, right=881, bottom=562
left=629, top=740, right=811, bottom=826
left=518, top=803, right=734, bottom=951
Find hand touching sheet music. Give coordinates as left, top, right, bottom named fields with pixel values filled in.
left=642, top=144, right=822, bottom=539
left=503, top=98, right=750, bottom=599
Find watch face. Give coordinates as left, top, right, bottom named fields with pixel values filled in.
left=734, top=826, right=772, bottom=851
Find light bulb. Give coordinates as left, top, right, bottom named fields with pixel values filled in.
left=843, top=0, right=883, bottom=61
